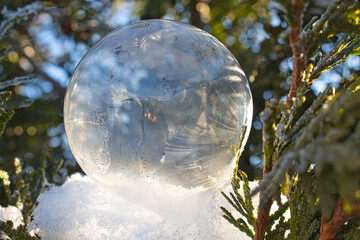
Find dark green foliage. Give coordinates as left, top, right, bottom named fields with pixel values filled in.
left=309, top=34, right=360, bottom=81
left=0, top=155, right=66, bottom=225
left=0, top=1, right=74, bottom=231
left=0, top=91, right=14, bottom=136
left=305, top=0, right=360, bottom=57
left=257, top=78, right=360, bottom=208
left=266, top=202, right=290, bottom=239
left=287, top=174, right=321, bottom=240
left=0, top=220, right=37, bottom=240
left=221, top=0, right=360, bottom=238
left=334, top=216, right=360, bottom=240
left=229, top=75, right=360, bottom=238
left=0, top=1, right=49, bottom=138
left=221, top=171, right=291, bottom=239
left=221, top=171, right=256, bottom=238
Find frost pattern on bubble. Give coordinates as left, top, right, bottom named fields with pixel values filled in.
left=64, top=19, right=252, bottom=223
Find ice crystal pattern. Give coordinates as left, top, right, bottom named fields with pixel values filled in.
left=64, top=19, right=252, bottom=223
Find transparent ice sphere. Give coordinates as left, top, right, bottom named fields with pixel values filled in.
left=64, top=19, right=252, bottom=224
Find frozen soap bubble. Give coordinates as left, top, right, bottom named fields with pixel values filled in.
left=64, top=19, right=252, bottom=224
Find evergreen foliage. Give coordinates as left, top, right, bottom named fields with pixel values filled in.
left=222, top=0, right=360, bottom=239
left=0, top=220, right=37, bottom=239
left=0, top=90, right=14, bottom=136
left=221, top=171, right=256, bottom=238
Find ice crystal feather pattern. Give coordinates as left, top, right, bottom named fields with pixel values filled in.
left=64, top=19, right=252, bottom=223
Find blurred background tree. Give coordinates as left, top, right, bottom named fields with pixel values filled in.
left=0, top=0, right=359, bottom=239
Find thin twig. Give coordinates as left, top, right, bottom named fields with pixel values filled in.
left=254, top=99, right=278, bottom=239
left=254, top=169, right=273, bottom=240
left=286, top=0, right=307, bottom=106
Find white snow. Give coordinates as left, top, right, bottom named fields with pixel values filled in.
left=0, top=205, right=24, bottom=228
left=28, top=173, right=261, bottom=240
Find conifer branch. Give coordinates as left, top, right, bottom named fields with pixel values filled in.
left=223, top=0, right=359, bottom=239
left=254, top=99, right=279, bottom=239
left=0, top=221, right=37, bottom=239
left=0, top=91, right=15, bottom=135
left=221, top=172, right=256, bottom=238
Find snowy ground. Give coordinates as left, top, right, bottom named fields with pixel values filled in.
left=27, top=174, right=260, bottom=240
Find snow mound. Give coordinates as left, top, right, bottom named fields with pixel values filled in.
left=0, top=205, right=23, bottom=228
left=28, top=173, right=259, bottom=240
